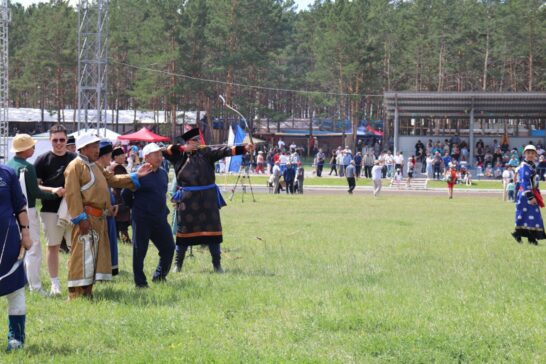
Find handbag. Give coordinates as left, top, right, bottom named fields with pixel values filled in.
left=533, top=188, right=545, bottom=208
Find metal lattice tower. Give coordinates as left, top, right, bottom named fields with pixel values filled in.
left=0, top=0, right=9, bottom=163
left=77, top=0, right=109, bottom=135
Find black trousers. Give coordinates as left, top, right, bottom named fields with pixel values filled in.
left=175, top=242, right=221, bottom=268
left=132, top=217, right=175, bottom=287
left=364, top=166, right=372, bottom=178
left=433, top=165, right=441, bottom=180
left=347, top=177, right=356, bottom=193
left=317, top=163, right=324, bottom=177
left=285, top=180, right=294, bottom=194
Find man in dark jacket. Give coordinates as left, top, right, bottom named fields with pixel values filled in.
left=164, top=128, right=254, bottom=273
left=283, top=161, right=296, bottom=194
left=122, top=143, right=174, bottom=288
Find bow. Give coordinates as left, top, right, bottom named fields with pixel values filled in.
left=219, top=95, right=254, bottom=146
left=0, top=223, right=26, bottom=283
left=0, top=248, right=25, bottom=283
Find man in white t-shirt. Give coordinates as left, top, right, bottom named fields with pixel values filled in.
left=289, top=142, right=297, bottom=153
left=384, top=152, right=394, bottom=178
left=371, top=160, right=383, bottom=197
left=394, top=152, right=404, bottom=176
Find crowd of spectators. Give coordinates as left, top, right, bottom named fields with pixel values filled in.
left=414, top=137, right=546, bottom=181
left=210, top=136, right=546, bottom=192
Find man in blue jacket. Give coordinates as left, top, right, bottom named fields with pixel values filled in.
left=122, top=143, right=175, bottom=288
left=283, top=161, right=296, bottom=194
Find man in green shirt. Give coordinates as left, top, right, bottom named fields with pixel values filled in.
left=7, top=134, right=64, bottom=296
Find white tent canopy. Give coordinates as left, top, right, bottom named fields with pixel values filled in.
left=9, top=107, right=204, bottom=124
left=70, top=128, right=121, bottom=141
left=7, top=128, right=122, bottom=163
left=33, top=127, right=121, bottom=141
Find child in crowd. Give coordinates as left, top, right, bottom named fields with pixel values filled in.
left=507, top=179, right=516, bottom=202
left=391, top=168, right=403, bottom=188
left=446, top=163, right=458, bottom=199
left=406, top=156, right=415, bottom=187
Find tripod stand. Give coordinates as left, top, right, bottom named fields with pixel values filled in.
left=229, top=163, right=256, bottom=202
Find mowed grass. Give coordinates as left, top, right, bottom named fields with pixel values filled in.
left=217, top=174, right=505, bottom=189
left=2, top=193, right=545, bottom=362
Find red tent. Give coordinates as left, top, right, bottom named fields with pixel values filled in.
left=118, top=127, right=170, bottom=142
left=366, top=125, right=384, bottom=136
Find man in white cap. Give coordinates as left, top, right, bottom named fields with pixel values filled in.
left=7, top=134, right=65, bottom=297
left=121, top=142, right=175, bottom=288
left=33, top=124, right=76, bottom=296
left=63, top=133, right=152, bottom=299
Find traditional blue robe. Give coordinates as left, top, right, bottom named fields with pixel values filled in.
left=514, top=161, right=546, bottom=240
left=0, top=165, right=27, bottom=296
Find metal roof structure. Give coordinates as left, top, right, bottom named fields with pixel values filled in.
left=383, top=92, right=546, bottom=160
left=384, top=92, right=546, bottom=119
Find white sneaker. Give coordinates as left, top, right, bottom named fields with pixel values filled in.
left=31, top=287, right=49, bottom=297
left=7, top=339, right=23, bottom=351
left=50, top=283, right=62, bottom=296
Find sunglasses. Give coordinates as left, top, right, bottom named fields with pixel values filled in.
left=51, top=138, right=67, bottom=143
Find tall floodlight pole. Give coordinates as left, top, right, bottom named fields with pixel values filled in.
left=77, top=0, right=109, bottom=136
left=0, top=0, right=9, bottom=163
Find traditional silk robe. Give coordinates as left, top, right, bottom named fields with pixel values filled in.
left=515, top=160, right=546, bottom=240
left=64, top=155, right=138, bottom=288
left=163, top=145, right=246, bottom=245
left=0, top=165, right=27, bottom=296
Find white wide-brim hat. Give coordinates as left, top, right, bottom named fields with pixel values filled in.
left=76, top=133, right=101, bottom=150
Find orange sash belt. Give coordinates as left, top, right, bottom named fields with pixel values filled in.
left=85, top=205, right=107, bottom=218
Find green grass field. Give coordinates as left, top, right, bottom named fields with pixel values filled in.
left=2, top=193, right=545, bottom=363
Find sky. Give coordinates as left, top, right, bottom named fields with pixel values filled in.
left=14, top=0, right=316, bottom=11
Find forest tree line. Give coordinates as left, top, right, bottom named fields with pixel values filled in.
left=8, top=0, right=546, bottom=140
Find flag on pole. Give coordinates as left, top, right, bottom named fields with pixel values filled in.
left=224, top=125, right=235, bottom=172
left=228, top=124, right=246, bottom=173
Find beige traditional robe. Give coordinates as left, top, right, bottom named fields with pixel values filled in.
left=64, top=155, right=136, bottom=288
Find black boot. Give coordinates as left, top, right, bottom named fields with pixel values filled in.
left=173, top=244, right=186, bottom=272
left=528, top=238, right=538, bottom=245
left=212, top=254, right=224, bottom=273
left=511, top=232, right=522, bottom=243
left=7, top=315, right=25, bottom=351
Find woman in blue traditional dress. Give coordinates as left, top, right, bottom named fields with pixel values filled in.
left=0, top=164, right=32, bottom=350
left=512, top=145, right=545, bottom=245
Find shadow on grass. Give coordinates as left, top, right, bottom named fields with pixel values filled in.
left=115, top=270, right=133, bottom=279
left=25, top=342, right=75, bottom=356
left=93, top=279, right=199, bottom=306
